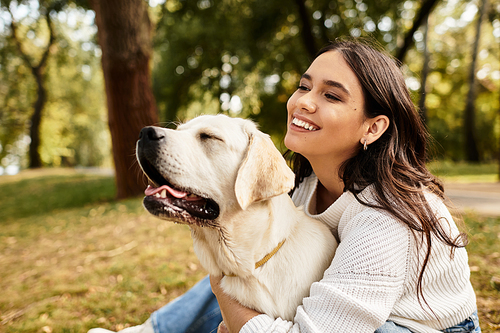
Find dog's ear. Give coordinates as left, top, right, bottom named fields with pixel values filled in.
left=235, top=132, right=295, bottom=210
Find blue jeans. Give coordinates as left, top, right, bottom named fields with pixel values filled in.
left=442, top=311, right=481, bottom=333
left=374, top=311, right=481, bottom=333
left=151, top=276, right=222, bottom=333
left=151, top=276, right=480, bottom=333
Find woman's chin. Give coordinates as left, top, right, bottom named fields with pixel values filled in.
left=284, top=135, right=305, bottom=156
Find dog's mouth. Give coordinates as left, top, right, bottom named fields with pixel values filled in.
left=139, top=158, right=220, bottom=225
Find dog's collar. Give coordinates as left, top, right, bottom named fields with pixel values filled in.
left=224, top=239, right=286, bottom=277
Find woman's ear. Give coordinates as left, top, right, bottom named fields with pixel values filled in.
left=361, top=115, right=390, bottom=146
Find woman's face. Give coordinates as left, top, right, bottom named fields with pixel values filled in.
left=284, top=51, right=367, bottom=165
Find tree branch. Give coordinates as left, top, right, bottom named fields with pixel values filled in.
left=7, top=6, right=56, bottom=71
left=7, top=8, right=34, bottom=70
left=395, top=0, right=440, bottom=62
left=38, top=10, right=56, bottom=70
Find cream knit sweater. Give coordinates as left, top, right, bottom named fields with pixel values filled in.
left=240, top=174, right=477, bottom=333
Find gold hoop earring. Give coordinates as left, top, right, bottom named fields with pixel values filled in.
left=363, top=139, right=368, bottom=151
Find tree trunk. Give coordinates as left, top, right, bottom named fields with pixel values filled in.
left=8, top=9, right=54, bottom=169
left=28, top=67, right=46, bottom=168
left=91, top=0, right=159, bottom=199
left=418, top=15, right=430, bottom=125
left=294, top=0, right=319, bottom=60
left=464, top=0, right=487, bottom=162
left=497, top=77, right=500, bottom=181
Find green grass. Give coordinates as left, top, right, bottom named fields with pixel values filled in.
left=0, top=166, right=499, bottom=332
left=428, top=161, right=499, bottom=183
left=0, top=168, right=117, bottom=221
left=464, top=214, right=500, bottom=331
left=0, top=169, right=206, bottom=332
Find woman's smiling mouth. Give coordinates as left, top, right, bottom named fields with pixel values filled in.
left=291, top=117, right=319, bottom=131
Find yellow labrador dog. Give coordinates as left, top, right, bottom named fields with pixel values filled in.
left=136, top=114, right=337, bottom=321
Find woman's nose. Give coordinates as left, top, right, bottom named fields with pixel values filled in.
left=295, top=93, right=317, bottom=113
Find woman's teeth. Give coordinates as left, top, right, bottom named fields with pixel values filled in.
left=292, top=118, right=317, bottom=131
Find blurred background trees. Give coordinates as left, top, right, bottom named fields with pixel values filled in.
left=0, top=0, right=499, bottom=197
left=5, top=0, right=56, bottom=168
left=1, top=0, right=108, bottom=171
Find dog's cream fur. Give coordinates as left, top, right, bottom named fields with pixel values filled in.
left=137, top=114, right=337, bottom=321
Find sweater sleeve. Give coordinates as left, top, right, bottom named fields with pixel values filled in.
left=240, top=208, right=411, bottom=333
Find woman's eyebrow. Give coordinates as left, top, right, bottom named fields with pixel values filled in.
left=301, top=73, right=350, bottom=96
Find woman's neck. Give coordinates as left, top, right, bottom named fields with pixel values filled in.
left=311, top=162, right=345, bottom=214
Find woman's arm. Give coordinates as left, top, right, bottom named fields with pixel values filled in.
left=210, top=275, right=261, bottom=333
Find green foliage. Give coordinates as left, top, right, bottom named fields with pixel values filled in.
left=0, top=1, right=109, bottom=170
left=0, top=0, right=499, bottom=172
left=151, top=0, right=306, bottom=136
left=408, top=0, right=500, bottom=161
left=0, top=13, right=37, bottom=167
left=40, top=10, right=109, bottom=167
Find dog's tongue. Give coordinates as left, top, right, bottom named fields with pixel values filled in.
left=145, top=185, right=201, bottom=201
left=145, top=184, right=188, bottom=198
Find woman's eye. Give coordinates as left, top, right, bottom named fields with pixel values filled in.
left=325, top=93, right=340, bottom=101
left=297, top=85, right=310, bottom=91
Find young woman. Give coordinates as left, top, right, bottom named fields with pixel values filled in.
left=89, top=38, right=479, bottom=333
left=209, top=39, right=479, bottom=333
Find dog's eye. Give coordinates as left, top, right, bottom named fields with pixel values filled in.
left=199, top=132, right=223, bottom=142
left=200, top=132, right=212, bottom=140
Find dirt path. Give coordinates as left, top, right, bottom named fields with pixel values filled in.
left=444, top=182, right=500, bottom=217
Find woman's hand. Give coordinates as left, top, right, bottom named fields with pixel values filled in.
left=217, top=321, right=229, bottom=333
left=210, top=275, right=261, bottom=333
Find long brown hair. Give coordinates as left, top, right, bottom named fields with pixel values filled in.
left=285, top=38, right=467, bottom=312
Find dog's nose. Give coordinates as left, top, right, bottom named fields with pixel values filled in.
left=139, top=126, right=165, bottom=142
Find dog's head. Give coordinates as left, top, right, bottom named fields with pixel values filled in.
left=136, top=114, right=295, bottom=227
